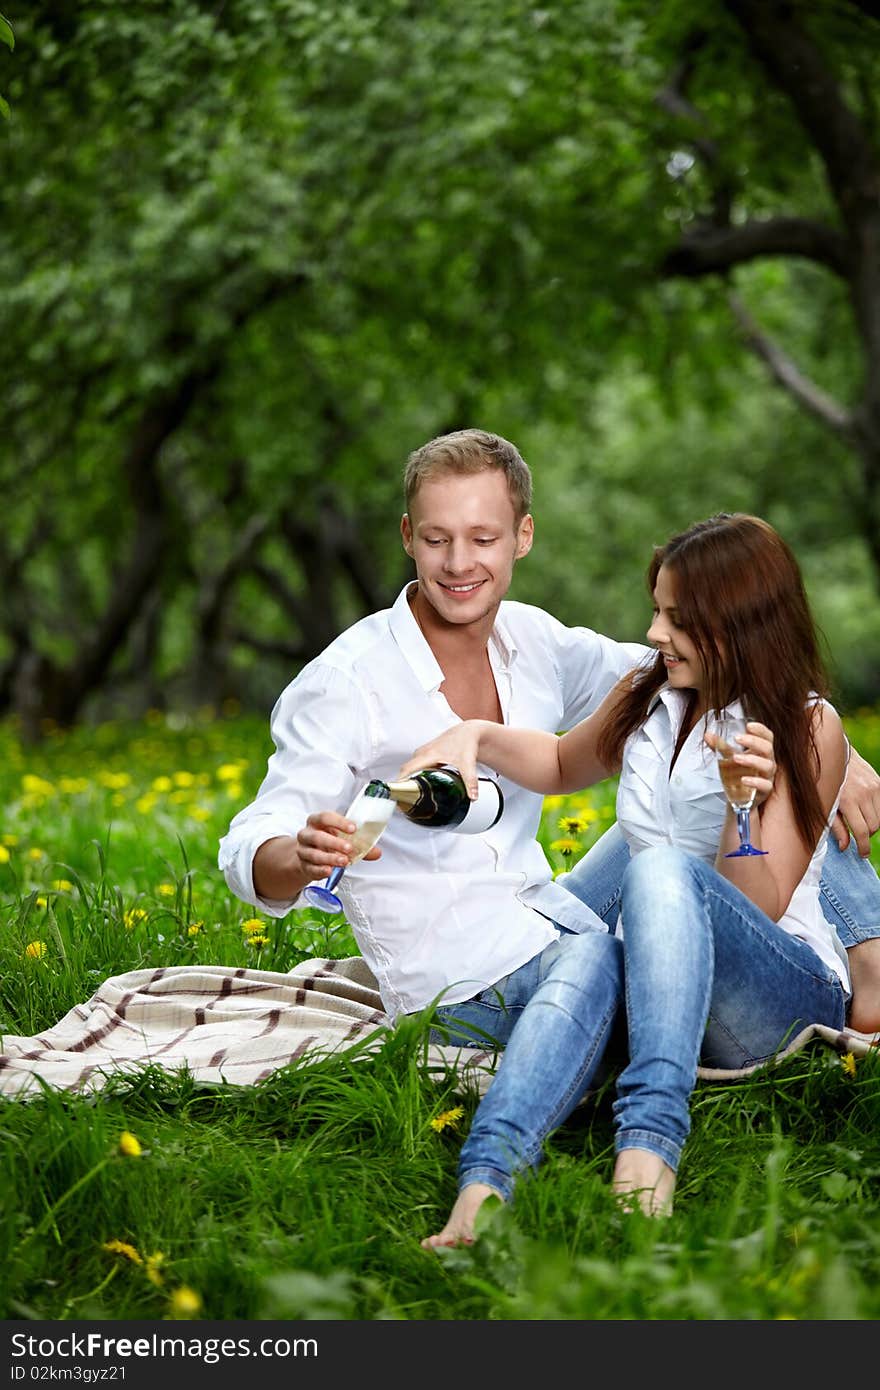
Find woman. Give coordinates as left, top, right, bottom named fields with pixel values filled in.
left=404, top=513, right=850, bottom=1242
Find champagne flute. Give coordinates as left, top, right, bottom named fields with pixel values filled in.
left=302, top=783, right=396, bottom=914
left=712, top=715, right=768, bottom=858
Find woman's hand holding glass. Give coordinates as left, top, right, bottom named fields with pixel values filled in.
left=705, top=718, right=777, bottom=857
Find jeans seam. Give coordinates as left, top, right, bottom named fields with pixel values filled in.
left=499, top=993, right=619, bottom=1175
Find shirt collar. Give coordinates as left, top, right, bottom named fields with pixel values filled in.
left=387, top=583, right=517, bottom=691
left=648, top=683, right=745, bottom=724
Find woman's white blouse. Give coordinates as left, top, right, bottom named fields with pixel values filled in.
left=616, top=687, right=851, bottom=993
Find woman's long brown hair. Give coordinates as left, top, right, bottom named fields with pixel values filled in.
left=597, top=513, right=833, bottom=850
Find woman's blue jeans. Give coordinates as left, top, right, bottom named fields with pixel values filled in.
left=560, top=822, right=880, bottom=954
left=431, top=929, right=623, bottom=1201
left=612, top=846, right=847, bottom=1172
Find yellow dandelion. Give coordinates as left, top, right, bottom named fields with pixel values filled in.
left=226, top=783, right=243, bottom=799
left=51, top=879, right=74, bottom=893
left=118, top=1130, right=143, bottom=1158
left=246, top=934, right=269, bottom=948
left=22, top=774, right=54, bottom=796
left=168, top=1286, right=202, bottom=1318
left=241, top=917, right=266, bottom=934
left=145, top=1252, right=165, bottom=1287
left=187, top=921, right=203, bottom=937
left=173, top=771, right=195, bottom=788
left=216, top=763, right=245, bottom=782
left=35, top=896, right=47, bottom=909
left=841, top=1051, right=857, bottom=1078
left=27, top=847, right=46, bottom=861
left=549, top=837, right=581, bottom=859
left=157, top=883, right=176, bottom=898
left=152, top=776, right=173, bottom=793
left=190, top=806, right=211, bottom=821
left=0, top=845, right=9, bottom=864
left=123, top=908, right=148, bottom=929
left=103, top=1239, right=143, bottom=1265
left=430, top=1105, right=465, bottom=1133
left=25, top=941, right=47, bottom=960
left=135, top=794, right=157, bottom=814
left=558, top=815, right=588, bottom=835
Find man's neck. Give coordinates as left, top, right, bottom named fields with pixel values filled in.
left=409, top=588, right=498, bottom=668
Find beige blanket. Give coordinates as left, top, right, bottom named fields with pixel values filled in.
left=1, top=956, right=876, bottom=1100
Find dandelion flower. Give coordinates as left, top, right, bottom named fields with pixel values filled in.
left=123, top=908, right=147, bottom=930
left=187, top=921, right=203, bottom=937
left=51, top=879, right=74, bottom=893
left=0, top=845, right=9, bottom=864
left=103, top=1239, right=143, bottom=1265
left=145, top=1252, right=165, bottom=1287
left=841, top=1052, right=857, bottom=1078
left=157, top=883, right=176, bottom=898
left=558, top=815, right=588, bottom=835
left=430, top=1105, right=465, bottom=1133
left=168, top=1286, right=203, bottom=1318
left=549, top=837, right=581, bottom=859
left=241, top=917, right=266, bottom=935
left=35, top=897, right=47, bottom=909
left=152, top=776, right=173, bottom=793
left=246, top=934, right=269, bottom=949
left=27, top=847, right=46, bottom=861
left=25, top=941, right=47, bottom=960
left=119, top=1131, right=143, bottom=1158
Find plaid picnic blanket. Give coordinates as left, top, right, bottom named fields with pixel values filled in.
left=0, top=955, right=876, bottom=1099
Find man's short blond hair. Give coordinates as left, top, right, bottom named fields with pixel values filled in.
left=404, top=429, right=532, bottom=523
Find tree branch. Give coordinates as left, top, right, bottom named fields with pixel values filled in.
left=724, top=0, right=880, bottom=230
left=662, top=216, right=851, bottom=278
left=728, top=292, right=855, bottom=438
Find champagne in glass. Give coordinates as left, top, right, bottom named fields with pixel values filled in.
left=712, top=715, right=768, bottom=858
left=302, top=783, right=396, bottom=914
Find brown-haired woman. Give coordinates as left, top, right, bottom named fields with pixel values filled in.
left=404, top=513, right=852, bottom=1241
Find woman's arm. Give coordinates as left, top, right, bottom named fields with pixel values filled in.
left=399, top=678, right=629, bottom=797
left=709, top=707, right=847, bottom=921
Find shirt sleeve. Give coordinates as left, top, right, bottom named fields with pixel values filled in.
left=217, top=662, right=373, bottom=917
left=549, top=616, right=651, bottom=729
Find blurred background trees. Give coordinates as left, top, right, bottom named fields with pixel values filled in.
left=2, top=0, right=878, bottom=738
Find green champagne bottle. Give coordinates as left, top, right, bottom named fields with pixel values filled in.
left=364, top=765, right=503, bottom=834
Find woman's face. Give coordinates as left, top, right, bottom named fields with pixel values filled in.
left=647, top=564, right=707, bottom=699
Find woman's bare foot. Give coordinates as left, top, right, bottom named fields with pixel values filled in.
left=421, top=1182, right=504, bottom=1249
left=847, top=938, right=880, bottom=1035
left=612, top=1149, right=676, bottom=1217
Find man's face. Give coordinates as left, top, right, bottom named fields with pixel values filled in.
left=401, top=469, right=533, bottom=629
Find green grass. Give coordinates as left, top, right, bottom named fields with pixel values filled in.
left=1, top=706, right=879, bottom=1320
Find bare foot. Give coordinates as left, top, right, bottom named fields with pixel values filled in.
left=612, top=1149, right=676, bottom=1217
left=847, top=938, right=880, bottom=1035
left=421, top=1182, right=504, bottom=1249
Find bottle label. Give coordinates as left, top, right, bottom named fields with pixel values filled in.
left=450, top=777, right=504, bottom=834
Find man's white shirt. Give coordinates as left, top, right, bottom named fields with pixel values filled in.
left=219, top=584, right=646, bottom=1019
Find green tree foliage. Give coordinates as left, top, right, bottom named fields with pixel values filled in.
left=1, top=0, right=879, bottom=733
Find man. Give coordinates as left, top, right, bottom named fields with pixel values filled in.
left=219, top=428, right=880, bottom=1239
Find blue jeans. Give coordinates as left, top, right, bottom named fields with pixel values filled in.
left=431, top=930, right=623, bottom=1201
left=613, top=846, right=847, bottom=1172
left=560, top=822, right=880, bottom=952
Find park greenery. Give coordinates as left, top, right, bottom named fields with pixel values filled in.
left=2, top=0, right=880, bottom=1324
left=1, top=0, right=880, bottom=737
left=0, top=707, right=878, bottom=1320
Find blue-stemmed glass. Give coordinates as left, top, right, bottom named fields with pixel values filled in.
left=713, top=715, right=768, bottom=857
left=302, top=783, right=395, bottom=913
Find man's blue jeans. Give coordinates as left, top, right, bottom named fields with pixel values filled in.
left=612, top=846, right=848, bottom=1172
left=431, top=930, right=623, bottom=1201
left=560, top=822, right=880, bottom=954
